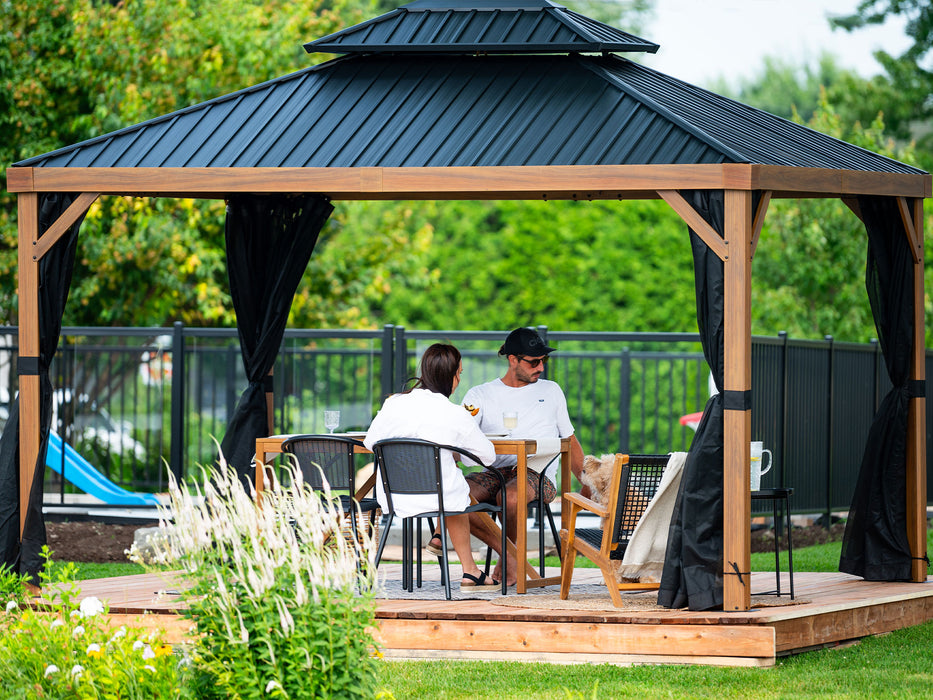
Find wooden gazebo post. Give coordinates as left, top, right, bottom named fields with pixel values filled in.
left=905, top=197, right=928, bottom=583
left=16, top=192, right=40, bottom=537
left=723, top=189, right=753, bottom=611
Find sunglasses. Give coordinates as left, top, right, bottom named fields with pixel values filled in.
left=517, top=355, right=549, bottom=368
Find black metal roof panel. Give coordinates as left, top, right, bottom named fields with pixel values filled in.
left=590, top=56, right=926, bottom=174
left=305, top=0, right=659, bottom=55
left=14, top=53, right=924, bottom=175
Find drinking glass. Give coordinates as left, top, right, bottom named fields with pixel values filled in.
left=502, top=411, right=518, bottom=435
left=324, top=410, right=340, bottom=434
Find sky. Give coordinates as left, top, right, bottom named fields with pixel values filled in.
left=639, top=0, right=912, bottom=87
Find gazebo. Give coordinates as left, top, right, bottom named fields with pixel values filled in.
left=3, top=0, right=930, bottom=612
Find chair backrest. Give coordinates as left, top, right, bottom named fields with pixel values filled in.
left=607, top=453, right=670, bottom=559
left=281, top=435, right=365, bottom=493
left=372, top=438, right=485, bottom=516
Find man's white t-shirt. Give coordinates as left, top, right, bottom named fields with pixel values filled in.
left=461, top=378, right=574, bottom=486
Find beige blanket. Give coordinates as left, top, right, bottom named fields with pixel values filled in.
left=616, top=451, right=687, bottom=582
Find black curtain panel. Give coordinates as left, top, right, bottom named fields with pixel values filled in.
left=0, top=193, right=84, bottom=580
left=658, top=189, right=726, bottom=611
left=220, top=194, right=333, bottom=489
left=839, top=196, right=915, bottom=581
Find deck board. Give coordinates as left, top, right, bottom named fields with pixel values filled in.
left=50, top=567, right=933, bottom=667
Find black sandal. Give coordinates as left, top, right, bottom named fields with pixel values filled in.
left=425, top=535, right=444, bottom=556
left=460, top=571, right=500, bottom=588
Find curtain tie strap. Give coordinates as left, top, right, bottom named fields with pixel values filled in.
left=913, top=554, right=930, bottom=565
left=17, top=356, right=40, bottom=376
left=723, top=390, right=751, bottom=411
left=908, top=380, right=925, bottom=398
left=724, top=561, right=748, bottom=586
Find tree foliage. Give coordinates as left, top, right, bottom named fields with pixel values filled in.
left=830, top=0, right=933, bottom=162
left=0, top=0, right=374, bottom=327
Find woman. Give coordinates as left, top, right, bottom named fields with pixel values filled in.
left=364, top=343, right=499, bottom=587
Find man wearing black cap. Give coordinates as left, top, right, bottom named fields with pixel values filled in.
left=431, top=327, right=584, bottom=586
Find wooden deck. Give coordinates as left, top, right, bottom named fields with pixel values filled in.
left=63, top=567, right=933, bottom=667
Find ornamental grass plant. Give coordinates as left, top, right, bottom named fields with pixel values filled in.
left=132, top=453, right=381, bottom=699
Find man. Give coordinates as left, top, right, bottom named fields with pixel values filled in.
left=427, top=327, right=585, bottom=586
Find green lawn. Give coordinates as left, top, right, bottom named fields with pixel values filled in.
left=376, top=619, right=933, bottom=699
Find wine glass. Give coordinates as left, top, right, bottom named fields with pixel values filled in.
left=324, top=410, right=340, bottom=434
left=502, top=411, right=518, bottom=436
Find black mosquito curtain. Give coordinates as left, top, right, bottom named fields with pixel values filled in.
left=839, top=196, right=916, bottom=580
left=0, top=193, right=84, bottom=579
left=658, top=190, right=726, bottom=611
left=220, top=193, right=334, bottom=489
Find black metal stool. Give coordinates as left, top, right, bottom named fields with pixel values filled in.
left=751, top=487, right=795, bottom=599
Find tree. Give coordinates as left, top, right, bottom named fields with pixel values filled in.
left=830, top=0, right=933, bottom=161
left=752, top=92, right=933, bottom=345
left=0, top=0, right=376, bottom=327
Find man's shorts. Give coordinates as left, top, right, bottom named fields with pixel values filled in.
left=467, top=466, right=558, bottom=504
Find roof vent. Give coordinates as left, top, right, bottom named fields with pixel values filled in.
left=305, top=0, right=659, bottom=55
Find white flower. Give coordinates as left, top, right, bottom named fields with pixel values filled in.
left=144, top=664, right=156, bottom=673
left=266, top=679, right=282, bottom=694
left=70, top=664, right=84, bottom=679
left=69, top=609, right=82, bottom=619
left=73, top=625, right=85, bottom=638
left=50, top=618, right=64, bottom=629
left=110, top=626, right=127, bottom=641
left=44, top=665, right=59, bottom=678
left=133, top=640, right=145, bottom=651
left=5, top=600, right=17, bottom=612
left=141, top=644, right=156, bottom=660
left=86, top=643, right=102, bottom=657
left=79, top=596, right=105, bottom=617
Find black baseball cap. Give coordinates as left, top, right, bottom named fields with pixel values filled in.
left=498, top=327, right=555, bottom=357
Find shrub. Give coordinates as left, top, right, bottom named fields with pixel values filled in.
left=133, top=452, right=380, bottom=699
left=0, top=549, right=183, bottom=699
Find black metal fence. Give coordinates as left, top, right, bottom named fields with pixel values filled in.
left=0, top=324, right=928, bottom=521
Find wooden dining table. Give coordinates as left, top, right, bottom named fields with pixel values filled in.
left=254, top=434, right=571, bottom=594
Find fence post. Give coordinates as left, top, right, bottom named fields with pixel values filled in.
left=381, top=325, right=394, bottom=402
left=169, top=321, right=185, bottom=483
left=779, top=330, right=788, bottom=492
left=824, top=334, right=835, bottom=529
left=537, top=325, right=549, bottom=381
left=619, top=347, right=631, bottom=452
left=394, top=326, right=407, bottom=394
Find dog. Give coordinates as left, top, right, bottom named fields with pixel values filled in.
left=578, top=454, right=646, bottom=583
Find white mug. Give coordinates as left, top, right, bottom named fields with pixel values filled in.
left=750, top=441, right=773, bottom=491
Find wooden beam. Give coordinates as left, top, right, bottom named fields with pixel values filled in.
left=723, top=190, right=753, bottom=612
left=6, top=164, right=930, bottom=200
left=658, top=190, right=729, bottom=261
left=897, top=196, right=922, bottom=264
left=750, top=191, right=771, bottom=259
left=907, top=198, right=927, bottom=582
left=32, top=193, right=99, bottom=261
left=842, top=197, right=863, bottom=222
left=16, top=194, right=41, bottom=538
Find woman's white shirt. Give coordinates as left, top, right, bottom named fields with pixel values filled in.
left=363, top=389, right=495, bottom=518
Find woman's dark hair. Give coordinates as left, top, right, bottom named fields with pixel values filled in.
left=408, top=343, right=461, bottom=397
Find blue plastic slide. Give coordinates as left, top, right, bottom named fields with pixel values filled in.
left=45, top=432, right=160, bottom=507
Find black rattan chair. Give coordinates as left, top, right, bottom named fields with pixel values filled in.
left=372, top=438, right=508, bottom=599
left=281, top=434, right=380, bottom=548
